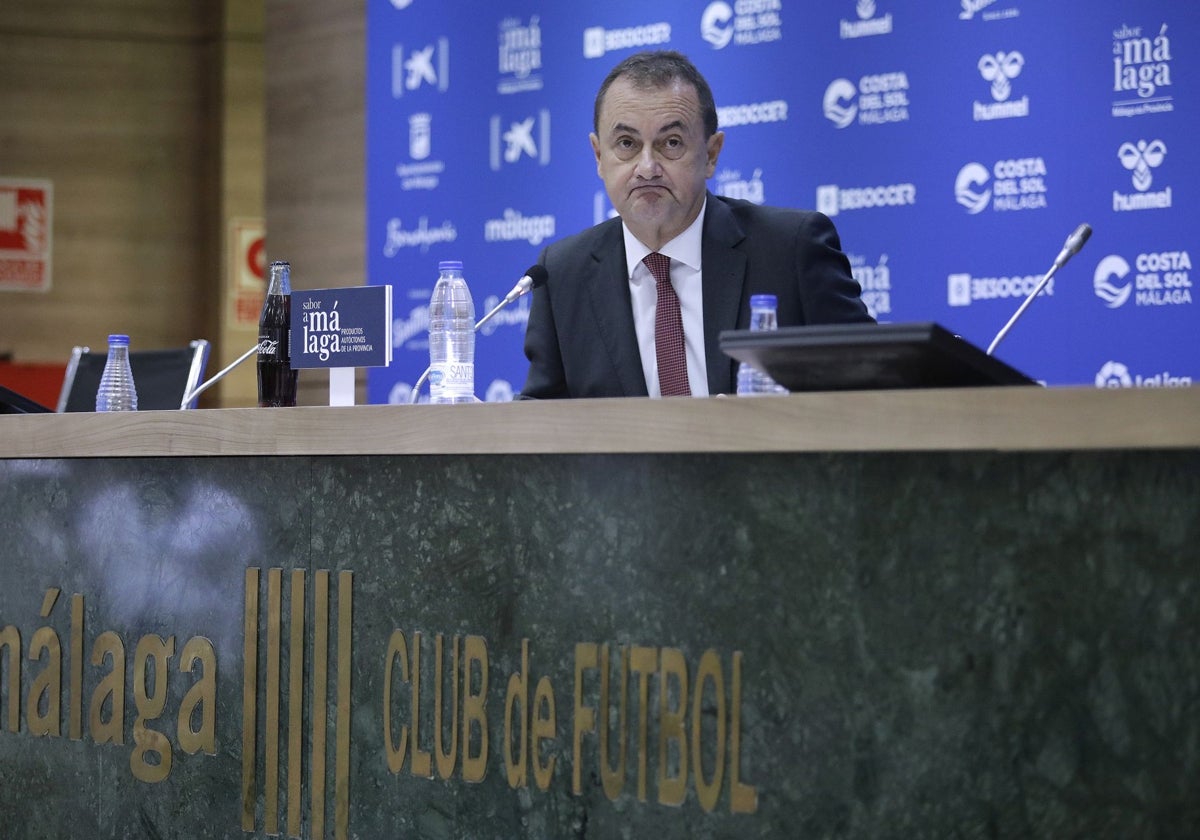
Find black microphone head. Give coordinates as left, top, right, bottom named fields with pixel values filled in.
left=525, top=264, right=549, bottom=288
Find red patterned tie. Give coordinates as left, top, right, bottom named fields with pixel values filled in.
left=643, top=252, right=691, bottom=397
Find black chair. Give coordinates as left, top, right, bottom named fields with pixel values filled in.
left=56, top=340, right=211, bottom=412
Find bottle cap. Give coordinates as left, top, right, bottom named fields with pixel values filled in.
left=438, top=260, right=464, bottom=272
left=108, top=334, right=130, bottom=346
left=749, top=294, right=778, bottom=308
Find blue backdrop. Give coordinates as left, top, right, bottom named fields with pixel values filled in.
left=367, top=0, right=1195, bottom=402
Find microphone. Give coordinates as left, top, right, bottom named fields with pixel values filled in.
left=179, top=343, right=258, bottom=409
left=1051, top=222, right=1093, bottom=272
left=409, top=265, right=548, bottom=403
left=478, top=264, right=549, bottom=331
left=986, top=223, right=1092, bottom=357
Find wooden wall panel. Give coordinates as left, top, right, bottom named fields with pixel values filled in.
left=0, top=3, right=221, bottom=369
left=264, top=0, right=365, bottom=404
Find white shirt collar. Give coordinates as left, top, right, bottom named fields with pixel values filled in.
left=622, top=196, right=706, bottom=277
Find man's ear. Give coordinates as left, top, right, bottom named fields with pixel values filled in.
left=590, top=132, right=602, bottom=175
left=705, top=131, right=725, bottom=177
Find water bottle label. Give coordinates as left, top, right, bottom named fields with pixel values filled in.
left=429, top=362, right=474, bottom=398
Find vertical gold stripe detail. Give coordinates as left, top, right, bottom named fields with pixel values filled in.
left=242, top=568, right=260, bottom=832
left=288, top=570, right=306, bottom=838
left=70, top=593, right=83, bottom=740
left=265, top=568, right=282, bottom=834
left=311, top=571, right=330, bottom=840
left=335, top=570, right=353, bottom=840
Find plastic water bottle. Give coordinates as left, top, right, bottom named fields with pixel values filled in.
left=95, top=334, right=138, bottom=411
left=428, top=260, right=476, bottom=403
left=736, top=295, right=788, bottom=396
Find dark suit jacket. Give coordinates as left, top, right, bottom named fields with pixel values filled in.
left=520, top=192, right=873, bottom=398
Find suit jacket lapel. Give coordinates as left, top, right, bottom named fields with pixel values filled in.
left=701, top=195, right=748, bottom=395
left=585, top=221, right=648, bottom=396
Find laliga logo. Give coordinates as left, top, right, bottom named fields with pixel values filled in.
left=1093, top=255, right=1132, bottom=309
left=857, top=0, right=876, bottom=18
left=701, top=2, right=734, bottom=49
left=955, top=163, right=991, bottom=214
left=823, top=79, right=858, bottom=128
left=1095, top=361, right=1133, bottom=388
left=1118, top=139, right=1166, bottom=192
left=978, top=51, right=1023, bottom=101
left=389, top=0, right=413, bottom=8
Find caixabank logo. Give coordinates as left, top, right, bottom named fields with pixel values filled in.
left=489, top=110, right=551, bottom=171
left=391, top=38, right=450, bottom=98
left=1094, top=250, right=1192, bottom=309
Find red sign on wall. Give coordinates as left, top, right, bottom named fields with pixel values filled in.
left=0, top=178, right=53, bottom=293
left=229, top=218, right=266, bottom=327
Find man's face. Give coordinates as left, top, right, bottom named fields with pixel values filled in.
left=590, top=76, right=724, bottom=251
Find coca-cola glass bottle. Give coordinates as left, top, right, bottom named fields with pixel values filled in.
left=257, top=260, right=299, bottom=407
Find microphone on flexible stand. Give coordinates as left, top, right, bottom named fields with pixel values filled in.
left=986, top=223, right=1092, bottom=356
left=409, top=264, right=549, bottom=403
left=179, top=343, right=259, bottom=409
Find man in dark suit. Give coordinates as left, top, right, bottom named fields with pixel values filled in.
left=520, top=51, right=873, bottom=399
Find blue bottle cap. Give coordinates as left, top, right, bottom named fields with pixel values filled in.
left=108, top=334, right=130, bottom=345
left=749, top=294, right=778, bottom=308
left=438, top=260, right=463, bottom=272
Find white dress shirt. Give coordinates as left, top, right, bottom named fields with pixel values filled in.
left=622, top=200, right=709, bottom=397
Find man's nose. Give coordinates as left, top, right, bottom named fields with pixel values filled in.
left=634, top=146, right=662, bottom=178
